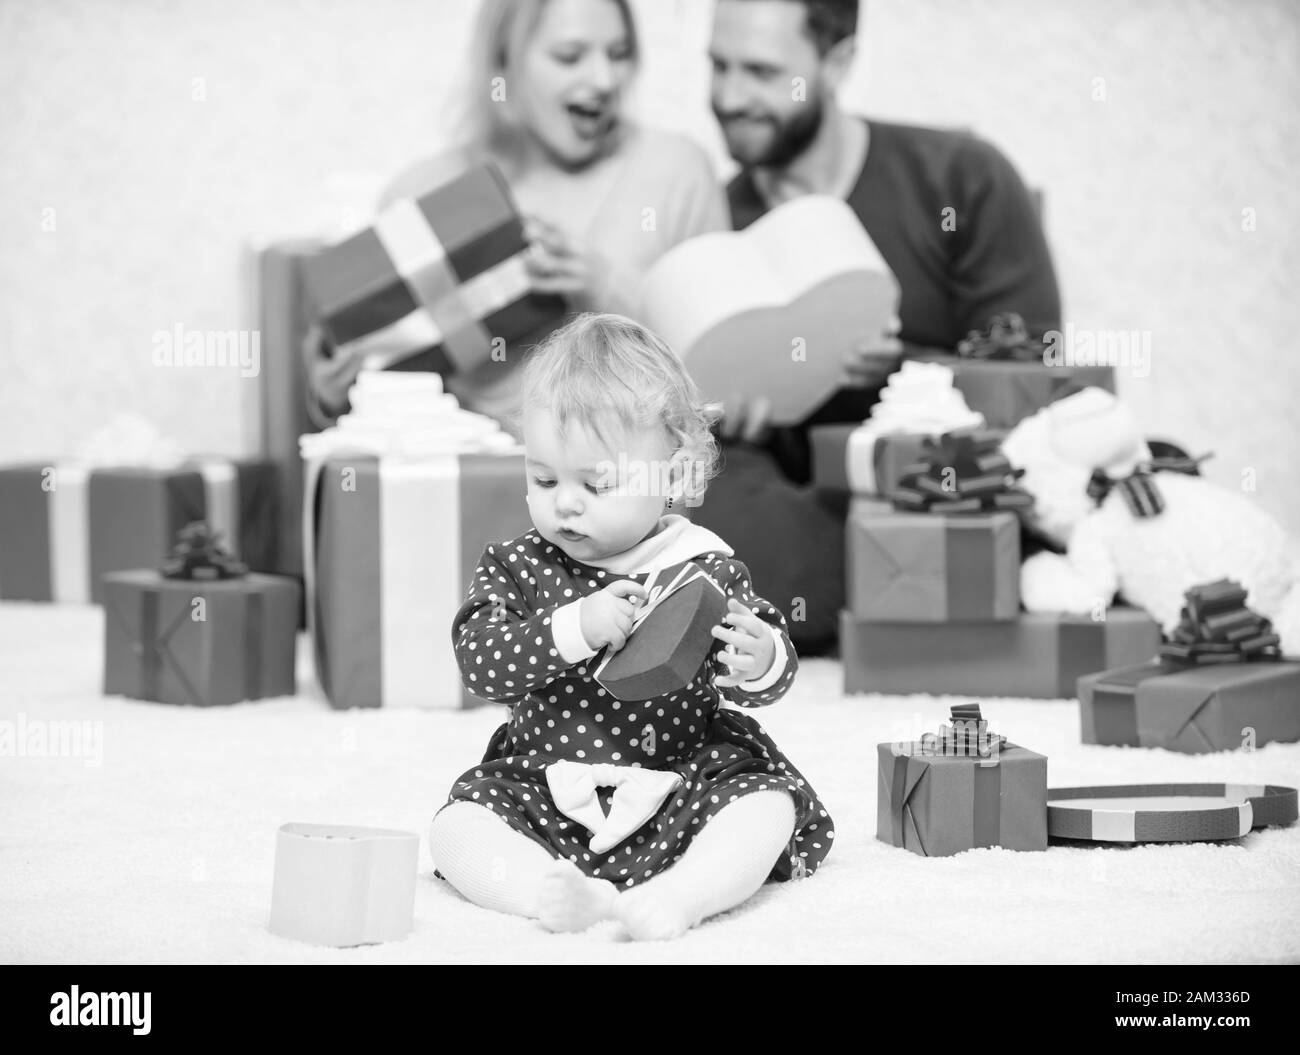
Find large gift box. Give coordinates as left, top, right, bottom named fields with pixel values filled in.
left=877, top=704, right=1047, bottom=856
left=843, top=607, right=1162, bottom=699
left=0, top=459, right=277, bottom=604
left=847, top=508, right=1020, bottom=622
left=102, top=525, right=299, bottom=706
left=308, top=450, right=532, bottom=709
left=1078, top=579, right=1300, bottom=752
left=300, top=162, right=565, bottom=380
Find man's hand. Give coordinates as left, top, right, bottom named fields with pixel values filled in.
left=844, top=312, right=905, bottom=391
left=579, top=579, right=648, bottom=653
left=712, top=598, right=777, bottom=687
left=717, top=393, right=773, bottom=445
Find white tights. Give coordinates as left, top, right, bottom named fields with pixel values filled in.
left=429, top=790, right=797, bottom=941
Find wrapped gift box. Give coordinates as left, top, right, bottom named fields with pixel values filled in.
left=594, top=564, right=728, bottom=701
left=847, top=509, right=1020, bottom=622
left=1078, top=660, right=1300, bottom=753
left=877, top=707, right=1047, bottom=856
left=300, top=162, right=565, bottom=379
left=948, top=359, right=1116, bottom=430
left=102, top=569, right=298, bottom=706
left=308, top=451, right=533, bottom=709
left=0, top=460, right=277, bottom=604
left=843, top=607, right=1161, bottom=699
left=811, top=425, right=933, bottom=498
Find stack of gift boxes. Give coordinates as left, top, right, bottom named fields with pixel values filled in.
left=819, top=343, right=1163, bottom=701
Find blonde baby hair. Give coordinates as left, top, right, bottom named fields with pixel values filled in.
left=518, top=313, right=720, bottom=505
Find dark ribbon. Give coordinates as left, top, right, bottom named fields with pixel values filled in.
left=889, top=427, right=1035, bottom=514
left=890, top=704, right=1007, bottom=854
left=955, top=312, right=1048, bottom=362
left=1159, top=578, right=1282, bottom=665
left=161, top=520, right=248, bottom=580
left=1086, top=453, right=1212, bottom=518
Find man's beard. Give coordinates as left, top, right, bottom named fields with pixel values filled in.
left=719, top=94, right=825, bottom=168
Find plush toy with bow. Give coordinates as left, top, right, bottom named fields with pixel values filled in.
left=1000, top=387, right=1300, bottom=653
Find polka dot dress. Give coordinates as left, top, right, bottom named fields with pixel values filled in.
left=439, top=530, right=834, bottom=887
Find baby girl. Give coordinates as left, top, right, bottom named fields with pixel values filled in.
left=429, top=312, right=833, bottom=940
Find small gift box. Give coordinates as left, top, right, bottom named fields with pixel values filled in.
left=0, top=458, right=277, bottom=604
left=846, top=429, right=1032, bottom=622
left=300, top=162, right=565, bottom=378
left=102, top=523, right=299, bottom=706
left=269, top=824, right=418, bottom=947
left=843, top=607, right=1162, bottom=699
left=1079, top=580, right=1300, bottom=752
left=877, top=704, right=1047, bottom=856
left=593, top=563, right=728, bottom=701
left=810, top=362, right=991, bottom=496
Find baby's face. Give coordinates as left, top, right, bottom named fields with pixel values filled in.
left=523, top=406, right=677, bottom=563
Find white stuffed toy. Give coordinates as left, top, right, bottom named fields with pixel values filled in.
left=1002, top=387, right=1300, bottom=653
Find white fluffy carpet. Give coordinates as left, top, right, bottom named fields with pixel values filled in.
left=2, top=602, right=1298, bottom=965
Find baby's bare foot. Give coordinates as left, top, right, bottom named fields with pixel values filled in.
left=535, top=861, right=617, bottom=933
left=614, top=883, right=694, bottom=941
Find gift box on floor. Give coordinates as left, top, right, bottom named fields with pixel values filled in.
left=594, top=564, right=728, bottom=701
left=843, top=607, right=1162, bottom=699
left=300, top=162, right=565, bottom=379
left=102, top=525, right=298, bottom=706
left=877, top=704, right=1047, bottom=856
left=1078, top=579, right=1300, bottom=752
left=307, top=451, right=532, bottom=709
left=0, top=459, right=277, bottom=604
left=848, top=508, right=1020, bottom=622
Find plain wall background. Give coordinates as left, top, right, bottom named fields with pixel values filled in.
left=2, top=0, right=1297, bottom=531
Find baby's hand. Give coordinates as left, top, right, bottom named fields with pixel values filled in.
left=711, top=598, right=776, bottom=687
left=579, top=579, right=648, bottom=653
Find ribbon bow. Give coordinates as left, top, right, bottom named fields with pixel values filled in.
left=1086, top=452, right=1211, bottom=518
left=955, top=312, right=1048, bottom=362
left=161, top=520, right=248, bottom=580
left=889, top=427, right=1035, bottom=514
left=1159, top=579, right=1282, bottom=665
left=919, top=703, right=1006, bottom=759
left=545, top=760, right=684, bottom=853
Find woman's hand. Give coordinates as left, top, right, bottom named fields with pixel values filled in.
left=523, top=216, right=596, bottom=310
left=843, top=315, right=905, bottom=389
left=712, top=599, right=776, bottom=687
left=579, top=579, right=648, bottom=653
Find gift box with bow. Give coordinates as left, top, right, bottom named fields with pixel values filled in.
left=0, top=435, right=277, bottom=604
left=1079, top=580, right=1300, bottom=752
left=102, top=522, right=299, bottom=706
left=877, top=703, right=1047, bottom=856
left=846, top=429, right=1031, bottom=622
left=300, top=162, right=565, bottom=380
left=932, top=313, right=1117, bottom=430
left=302, top=373, right=531, bottom=709
left=843, top=607, right=1161, bottom=698
left=809, top=363, right=992, bottom=497
left=593, top=563, right=728, bottom=702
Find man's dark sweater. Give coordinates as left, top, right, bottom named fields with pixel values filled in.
left=730, top=118, right=1061, bottom=462
left=693, top=119, right=1061, bottom=653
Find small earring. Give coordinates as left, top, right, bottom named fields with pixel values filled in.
left=666, top=496, right=674, bottom=509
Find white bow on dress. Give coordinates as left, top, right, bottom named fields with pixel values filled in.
left=545, top=759, right=684, bottom=853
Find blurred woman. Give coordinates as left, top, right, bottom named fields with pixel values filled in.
left=349, top=0, right=728, bottom=427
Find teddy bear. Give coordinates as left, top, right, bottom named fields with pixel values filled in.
left=1000, top=386, right=1300, bottom=654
